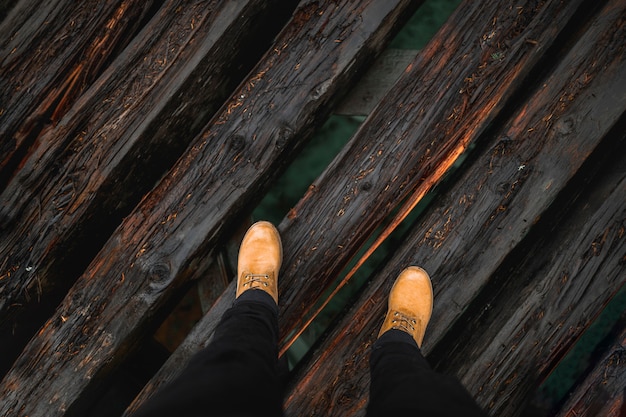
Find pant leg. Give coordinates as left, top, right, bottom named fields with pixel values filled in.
left=366, top=329, right=487, bottom=417
left=132, top=290, right=283, bottom=417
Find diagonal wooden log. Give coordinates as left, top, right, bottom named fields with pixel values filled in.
left=126, top=0, right=590, bottom=412
left=284, top=1, right=626, bottom=414
left=553, top=318, right=626, bottom=417
left=0, top=0, right=160, bottom=184
left=440, top=148, right=626, bottom=416
left=0, top=1, right=421, bottom=416
left=0, top=0, right=291, bottom=375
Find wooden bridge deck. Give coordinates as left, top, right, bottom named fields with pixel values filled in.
left=1, top=0, right=624, bottom=416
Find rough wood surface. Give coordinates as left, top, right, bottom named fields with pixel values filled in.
left=442, top=142, right=626, bottom=416
left=0, top=0, right=159, bottom=182
left=554, top=319, right=626, bottom=417
left=284, top=0, right=626, bottom=415
left=0, top=1, right=420, bottom=416
left=0, top=0, right=289, bottom=375
left=128, top=0, right=589, bottom=412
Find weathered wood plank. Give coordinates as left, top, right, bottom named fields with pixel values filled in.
left=444, top=158, right=626, bottom=415
left=284, top=0, right=626, bottom=415
left=0, top=1, right=421, bottom=416
left=129, top=0, right=589, bottom=412
left=554, top=319, right=626, bottom=417
left=0, top=0, right=160, bottom=184
left=0, top=0, right=290, bottom=375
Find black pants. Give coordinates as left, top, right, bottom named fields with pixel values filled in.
left=133, top=291, right=487, bottom=417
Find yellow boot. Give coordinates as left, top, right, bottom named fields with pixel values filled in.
left=236, top=221, right=282, bottom=304
left=378, top=266, right=433, bottom=348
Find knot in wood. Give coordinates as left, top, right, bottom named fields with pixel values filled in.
left=230, top=134, right=246, bottom=152
left=147, top=262, right=172, bottom=293
left=360, top=181, right=373, bottom=191
left=555, top=116, right=575, bottom=136
left=311, top=79, right=331, bottom=101
left=496, top=182, right=510, bottom=195
left=275, top=126, right=293, bottom=150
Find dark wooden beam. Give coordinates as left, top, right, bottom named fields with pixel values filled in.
left=439, top=141, right=626, bottom=416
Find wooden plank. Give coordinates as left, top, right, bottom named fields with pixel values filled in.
left=283, top=0, right=626, bottom=415
left=0, top=0, right=290, bottom=375
left=0, top=0, right=160, bottom=184
left=129, top=0, right=589, bottom=412
left=0, top=1, right=421, bottom=416
left=440, top=148, right=626, bottom=416
left=554, top=319, right=626, bottom=417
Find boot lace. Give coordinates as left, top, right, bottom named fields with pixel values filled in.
left=391, top=311, right=417, bottom=334
left=242, top=273, right=271, bottom=288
